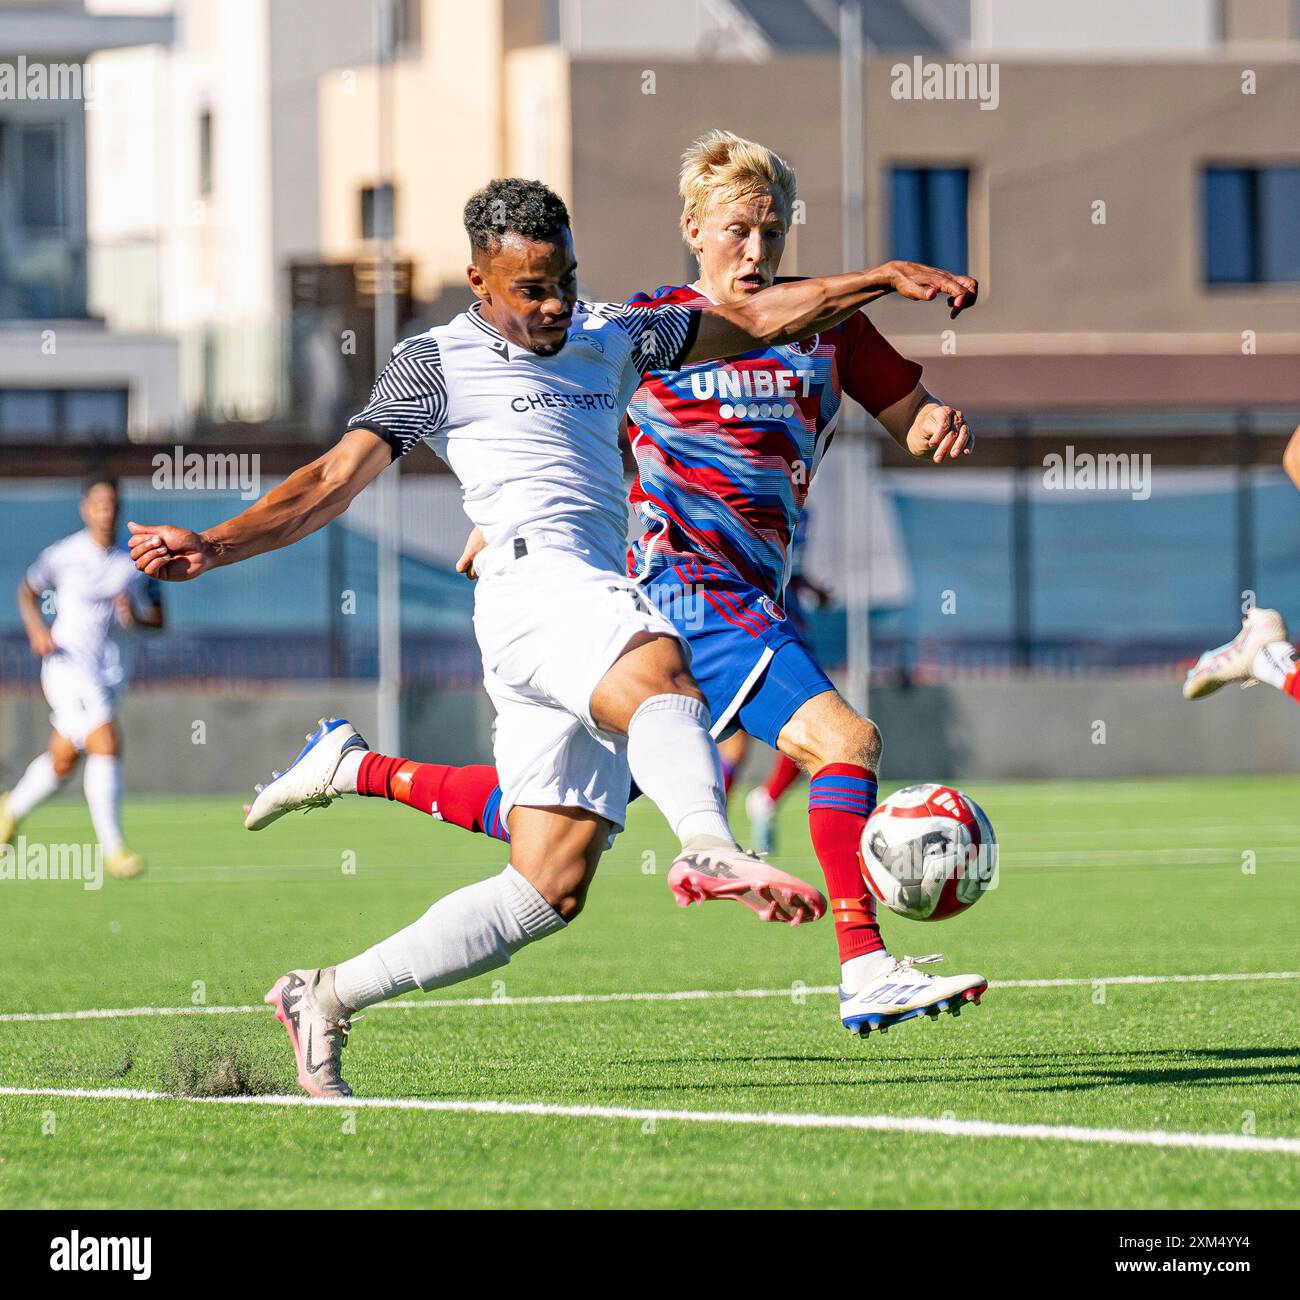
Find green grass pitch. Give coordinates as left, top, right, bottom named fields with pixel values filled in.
left=1, top=775, right=1297, bottom=1209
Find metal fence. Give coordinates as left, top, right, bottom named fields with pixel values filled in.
left=0, top=412, right=1295, bottom=689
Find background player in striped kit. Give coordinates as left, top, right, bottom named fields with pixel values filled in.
left=284, top=132, right=990, bottom=1038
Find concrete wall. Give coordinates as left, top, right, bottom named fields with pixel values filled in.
left=3, top=677, right=1297, bottom=794
left=0, top=682, right=498, bottom=796
left=864, top=677, right=1300, bottom=781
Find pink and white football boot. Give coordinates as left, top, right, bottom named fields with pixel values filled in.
left=668, top=843, right=826, bottom=925
left=264, top=967, right=356, bottom=1097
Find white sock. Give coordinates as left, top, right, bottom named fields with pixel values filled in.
left=333, top=864, right=565, bottom=1010
left=841, top=949, right=896, bottom=993
left=7, top=752, right=65, bottom=820
left=331, top=749, right=365, bottom=794
left=1253, top=641, right=1297, bottom=690
left=626, top=693, right=735, bottom=847
left=83, top=754, right=124, bottom=856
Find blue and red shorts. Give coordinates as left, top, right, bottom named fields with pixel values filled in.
left=641, top=556, right=834, bottom=747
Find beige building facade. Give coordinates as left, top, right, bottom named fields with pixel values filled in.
left=315, top=2, right=1300, bottom=409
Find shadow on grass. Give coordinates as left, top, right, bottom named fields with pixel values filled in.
left=491, top=1046, right=1300, bottom=1099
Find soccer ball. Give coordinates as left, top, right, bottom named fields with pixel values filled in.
left=859, top=784, right=997, bottom=921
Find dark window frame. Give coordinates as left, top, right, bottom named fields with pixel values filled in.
left=888, top=163, right=971, bottom=273
left=1203, top=162, right=1300, bottom=286
left=360, top=182, right=396, bottom=241
left=0, top=387, right=129, bottom=442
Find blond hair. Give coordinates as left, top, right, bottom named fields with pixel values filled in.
left=678, top=130, right=797, bottom=248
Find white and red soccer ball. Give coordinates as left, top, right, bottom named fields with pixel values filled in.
left=858, top=784, right=998, bottom=922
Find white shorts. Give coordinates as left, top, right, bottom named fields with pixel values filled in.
left=472, top=546, right=684, bottom=831
left=41, top=654, right=119, bottom=748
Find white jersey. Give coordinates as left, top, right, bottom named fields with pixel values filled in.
left=347, top=299, right=697, bottom=578
left=24, top=530, right=159, bottom=686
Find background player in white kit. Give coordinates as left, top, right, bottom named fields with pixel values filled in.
left=1, top=478, right=164, bottom=878
left=128, top=180, right=976, bottom=1096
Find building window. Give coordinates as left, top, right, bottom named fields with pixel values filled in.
left=198, top=109, right=214, bottom=196
left=360, top=183, right=396, bottom=240
left=1204, top=165, right=1300, bottom=284
left=889, top=166, right=969, bottom=270
left=0, top=388, right=128, bottom=441
left=8, top=123, right=66, bottom=230
left=394, top=0, right=423, bottom=57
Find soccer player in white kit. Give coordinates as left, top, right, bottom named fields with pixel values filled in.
left=1, top=478, right=164, bottom=878
left=128, top=180, right=977, bottom=1096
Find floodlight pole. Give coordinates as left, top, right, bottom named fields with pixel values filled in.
left=374, top=0, right=401, bottom=753
left=839, top=0, right=872, bottom=715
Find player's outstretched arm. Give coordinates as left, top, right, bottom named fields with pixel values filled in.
left=128, top=428, right=393, bottom=581
left=684, top=261, right=977, bottom=365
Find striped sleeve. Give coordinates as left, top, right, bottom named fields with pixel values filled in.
left=347, top=335, right=448, bottom=459
left=604, top=301, right=700, bottom=376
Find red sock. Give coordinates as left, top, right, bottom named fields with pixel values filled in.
left=764, top=752, right=802, bottom=803
left=356, top=754, right=509, bottom=840
left=720, top=760, right=737, bottom=798
left=1284, top=665, right=1300, bottom=704
left=807, top=763, right=884, bottom=963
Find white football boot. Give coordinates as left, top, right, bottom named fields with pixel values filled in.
left=840, top=953, right=987, bottom=1037
left=244, top=717, right=369, bottom=830
left=744, top=787, right=777, bottom=856
left=1183, top=607, right=1290, bottom=700
left=264, top=967, right=356, bottom=1097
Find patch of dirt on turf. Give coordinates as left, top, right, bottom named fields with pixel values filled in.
left=159, top=1021, right=286, bottom=1097
left=105, top=1045, right=135, bottom=1078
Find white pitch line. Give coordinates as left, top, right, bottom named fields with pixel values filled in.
left=0, top=1004, right=267, bottom=1023
left=1, top=971, right=1297, bottom=1023
left=0, top=1085, right=1295, bottom=1156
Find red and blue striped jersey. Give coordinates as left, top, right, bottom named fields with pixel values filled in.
left=625, top=282, right=922, bottom=600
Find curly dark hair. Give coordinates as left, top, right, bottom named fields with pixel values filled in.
left=463, top=178, right=570, bottom=254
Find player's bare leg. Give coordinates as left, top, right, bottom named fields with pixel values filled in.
left=1, top=730, right=80, bottom=848
left=266, top=804, right=600, bottom=1097
left=593, top=632, right=825, bottom=925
